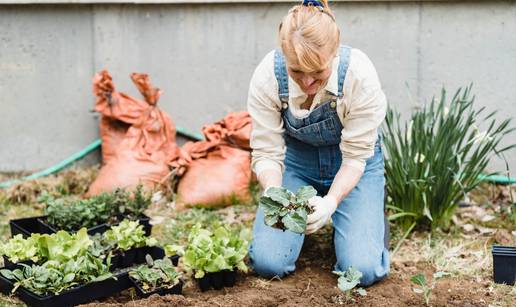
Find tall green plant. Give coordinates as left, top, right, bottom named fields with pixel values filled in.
left=384, top=86, right=514, bottom=233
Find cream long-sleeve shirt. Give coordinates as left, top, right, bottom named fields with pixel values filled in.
left=247, top=47, right=387, bottom=177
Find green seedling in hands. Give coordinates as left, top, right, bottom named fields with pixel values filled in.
left=260, top=186, right=317, bottom=233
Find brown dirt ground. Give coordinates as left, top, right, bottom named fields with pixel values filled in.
left=81, top=233, right=506, bottom=307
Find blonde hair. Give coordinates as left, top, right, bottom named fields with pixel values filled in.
left=279, top=0, right=340, bottom=72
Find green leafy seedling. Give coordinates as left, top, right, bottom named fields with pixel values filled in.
left=182, top=223, right=251, bottom=279
left=411, top=271, right=451, bottom=306
left=333, top=267, right=365, bottom=300
left=260, top=186, right=317, bottom=233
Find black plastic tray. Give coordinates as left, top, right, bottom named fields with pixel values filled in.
left=492, top=245, right=516, bottom=285
left=130, top=277, right=183, bottom=298
left=9, top=214, right=151, bottom=237
left=9, top=216, right=54, bottom=238
left=2, top=256, right=34, bottom=270
left=109, top=246, right=179, bottom=271
left=0, top=269, right=132, bottom=307
left=197, top=269, right=237, bottom=292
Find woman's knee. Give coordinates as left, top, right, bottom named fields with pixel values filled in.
left=249, top=246, right=296, bottom=278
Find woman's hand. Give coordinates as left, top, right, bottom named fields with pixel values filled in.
left=306, top=195, right=338, bottom=234
left=305, top=164, right=364, bottom=234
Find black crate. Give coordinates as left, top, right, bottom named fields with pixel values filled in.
left=492, top=245, right=516, bottom=285
left=10, top=214, right=151, bottom=237
left=9, top=216, right=53, bottom=238
left=130, top=277, right=183, bottom=298
left=0, top=269, right=132, bottom=307
left=197, top=269, right=237, bottom=292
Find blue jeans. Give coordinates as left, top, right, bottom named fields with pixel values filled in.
left=249, top=136, right=390, bottom=286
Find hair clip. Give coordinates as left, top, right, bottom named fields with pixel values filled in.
left=302, top=0, right=324, bottom=9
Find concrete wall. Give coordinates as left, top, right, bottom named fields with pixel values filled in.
left=1, top=1, right=515, bottom=172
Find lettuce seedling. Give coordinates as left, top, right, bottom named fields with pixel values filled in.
left=183, top=223, right=251, bottom=278
left=104, top=220, right=157, bottom=251
left=0, top=228, right=92, bottom=264
left=259, top=186, right=317, bottom=233
left=0, top=234, right=41, bottom=263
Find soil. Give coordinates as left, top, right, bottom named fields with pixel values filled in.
left=81, top=234, right=498, bottom=307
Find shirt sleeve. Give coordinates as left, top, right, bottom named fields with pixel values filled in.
left=340, top=50, right=387, bottom=172
left=247, top=51, right=286, bottom=176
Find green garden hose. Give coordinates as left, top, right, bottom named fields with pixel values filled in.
left=0, top=125, right=204, bottom=189
left=0, top=127, right=515, bottom=189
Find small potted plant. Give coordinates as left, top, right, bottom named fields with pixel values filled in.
left=259, top=186, right=316, bottom=233
left=129, top=256, right=183, bottom=298
left=99, top=219, right=158, bottom=269
left=182, top=223, right=250, bottom=291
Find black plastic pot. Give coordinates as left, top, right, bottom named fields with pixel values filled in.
left=197, top=269, right=237, bottom=292
left=0, top=269, right=132, bottom=307
left=9, top=216, right=53, bottom=238
left=129, top=277, right=183, bottom=298
left=492, top=245, right=516, bottom=285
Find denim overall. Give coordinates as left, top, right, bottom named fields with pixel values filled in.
left=249, top=46, right=390, bottom=286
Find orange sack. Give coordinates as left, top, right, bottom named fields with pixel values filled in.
left=171, top=112, right=253, bottom=209
left=86, top=71, right=178, bottom=196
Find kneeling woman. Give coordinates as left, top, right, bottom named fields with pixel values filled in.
left=247, top=0, right=389, bottom=286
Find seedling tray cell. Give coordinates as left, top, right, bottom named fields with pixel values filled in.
left=197, top=269, right=237, bottom=292
left=9, top=216, right=53, bottom=238
left=130, top=277, right=183, bottom=298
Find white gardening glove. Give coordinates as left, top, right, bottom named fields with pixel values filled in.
left=306, top=195, right=339, bottom=235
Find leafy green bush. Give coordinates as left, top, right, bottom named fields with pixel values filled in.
left=129, top=257, right=181, bottom=292
left=259, top=186, right=316, bottom=233
left=41, top=185, right=151, bottom=232
left=384, top=87, right=515, bottom=232
left=183, top=223, right=251, bottom=278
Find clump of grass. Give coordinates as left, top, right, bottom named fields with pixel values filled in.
left=384, top=86, right=515, bottom=236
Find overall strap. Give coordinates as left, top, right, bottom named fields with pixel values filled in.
left=274, top=50, right=289, bottom=104
left=337, top=45, right=352, bottom=98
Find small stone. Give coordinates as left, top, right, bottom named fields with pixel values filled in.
left=481, top=214, right=495, bottom=223
left=462, top=224, right=475, bottom=232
